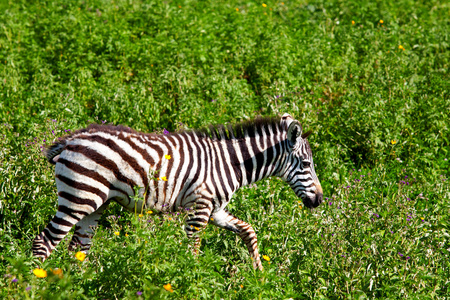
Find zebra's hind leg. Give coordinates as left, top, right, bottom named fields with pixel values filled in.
left=184, top=200, right=213, bottom=254
left=68, top=200, right=111, bottom=253
left=32, top=192, right=105, bottom=260
left=32, top=204, right=94, bottom=260
left=210, top=209, right=263, bottom=270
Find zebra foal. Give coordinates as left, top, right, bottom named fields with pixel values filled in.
left=33, top=113, right=323, bottom=270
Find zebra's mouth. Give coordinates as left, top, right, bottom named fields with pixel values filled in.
left=302, top=192, right=323, bottom=208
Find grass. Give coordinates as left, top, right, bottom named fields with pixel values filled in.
left=0, top=0, right=449, bottom=298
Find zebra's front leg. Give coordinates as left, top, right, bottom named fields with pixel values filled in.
left=68, top=200, right=111, bottom=253
left=210, top=209, right=263, bottom=270
left=184, top=200, right=213, bottom=254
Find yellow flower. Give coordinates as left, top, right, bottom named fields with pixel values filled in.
left=33, top=268, right=47, bottom=278
left=139, top=214, right=144, bottom=217
left=398, top=45, right=405, bottom=50
left=194, top=226, right=200, bottom=231
left=352, top=20, right=355, bottom=25
left=236, top=8, right=239, bottom=11
left=114, top=231, right=120, bottom=236
left=147, top=210, right=153, bottom=214
left=51, top=268, right=63, bottom=278
left=379, top=19, right=384, bottom=24
left=240, top=284, right=244, bottom=288
left=161, top=176, right=167, bottom=181
left=210, top=217, right=214, bottom=221
left=391, top=140, right=397, bottom=145
left=165, top=154, right=171, bottom=160
left=262, top=255, right=270, bottom=261
left=281, top=2, right=284, bottom=5
left=125, top=233, right=129, bottom=237
left=262, top=3, right=267, bottom=7
left=52, top=268, right=62, bottom=275
left=75, top=251, right=86, bottom=262
left=163, top=283, right=174, bottom=292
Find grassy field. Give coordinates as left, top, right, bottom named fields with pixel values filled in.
left=0, top=0, right=449, bottom=298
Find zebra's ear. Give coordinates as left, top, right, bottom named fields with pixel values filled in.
left=301, top=130, right=313, bottom=139
left=287, top=121, right=302, bottom=146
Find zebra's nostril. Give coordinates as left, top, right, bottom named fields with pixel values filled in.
left=316, top=192, right=323, bottom=204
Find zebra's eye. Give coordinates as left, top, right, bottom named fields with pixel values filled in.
left=302, top=161, right=311, bottom=168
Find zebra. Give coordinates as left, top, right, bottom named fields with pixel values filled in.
left=33, top=113, right=323, bottom=270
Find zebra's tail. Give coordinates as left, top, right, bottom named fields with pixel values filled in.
left=43, top=140, right=67, bottom=165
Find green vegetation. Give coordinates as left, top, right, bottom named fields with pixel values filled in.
left=0, top=0, right=449, bottom=298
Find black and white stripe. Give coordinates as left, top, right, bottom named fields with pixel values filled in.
left=33, top=113, right=323, bottom=270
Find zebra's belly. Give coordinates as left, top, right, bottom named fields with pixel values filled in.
left=112, top=183, right=179, bottom=213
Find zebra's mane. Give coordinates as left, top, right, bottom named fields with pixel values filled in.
left=188, top=116, right=281, bottom=141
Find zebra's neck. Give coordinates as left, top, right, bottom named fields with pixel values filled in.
left=222, top=126, right=289, bottom=189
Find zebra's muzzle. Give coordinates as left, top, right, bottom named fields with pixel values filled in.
left=302, top=185, right=323, bottom=208
left=303, top=194, right=321, bottom=208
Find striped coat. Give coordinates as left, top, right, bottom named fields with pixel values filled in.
left=33, top=113, right=323, bottom=270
